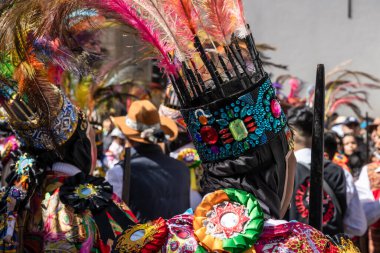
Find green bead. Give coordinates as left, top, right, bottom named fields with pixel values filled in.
left=229, top=119, right=248, bottom=141
left=228, top=109, right=234, bottom=119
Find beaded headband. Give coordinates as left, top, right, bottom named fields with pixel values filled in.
left=0, top=82, right=79, bottom=151
left=14, top=95, right=79, bottom=150
left=181, top=77, right=287, bottom=162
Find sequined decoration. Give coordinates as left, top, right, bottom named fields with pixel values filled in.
left=205, top=201, right=251, bottom=239
left=182, top=79, right=287, bottom=162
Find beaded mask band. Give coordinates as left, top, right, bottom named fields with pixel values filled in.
left=181, top=77, right=287, bottom=163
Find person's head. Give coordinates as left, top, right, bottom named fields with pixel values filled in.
left=37, top=115, right=93, bottom=174
left=287, top=106, right=313, bottom=150
left=0, top=82, right=93, bottom=174
left=335, top=134, right=343, bottom=153
left=112, top=100, right=178, bottom=147
left=342, top=133, right=358, bottom=156
left=110, top=128, right=126, bottom=146
left=324, top=131, right=339, bottom=160
left=102, top=118, right=114, bottom=134
left=368, top=117, right=380, bottom=143
left=342, top=117, right=360, bottom=135
left=187, top=80, right=296, bottom=219
left=374, top=125, right=380, bottom=154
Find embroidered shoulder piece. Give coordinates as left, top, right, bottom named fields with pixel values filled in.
left=112, top=217, right=168, bottom=253
left=329, top=235, right=361, bottom=253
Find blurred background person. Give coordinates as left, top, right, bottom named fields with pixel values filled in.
left=102, top=117, right=115, bottom=151
left=343, top=133, right=366, bottom=180
left=106, top=100, right=190, bottom=222
left=287, top=106, right=366, bottom=237
left=159, top=86, right=203, bottom=210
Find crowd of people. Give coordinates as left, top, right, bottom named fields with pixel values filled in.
left=0, top=0, right=376, bottom=252
left=90, top=97, right=380, bottom=252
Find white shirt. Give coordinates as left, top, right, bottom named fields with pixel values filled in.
left=170, top=143, right=202, bottom=210
left=51, top=162, right=81, bottom=176
left=106, top=164, right=123, bottom=198
left=355, top=165, right=380, bottom=226
left=295, top=148, right=367, bottom=236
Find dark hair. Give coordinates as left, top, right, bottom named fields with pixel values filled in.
left=201, top=129, right=290, bottom=219
left=342, top=133, right=357, bottom=140
left=324, top=131, right=339, bottom=160
left=287, top=106, right=313, bottom=137
left=167, top=132, right=191, bottom=153
left=32, top=118, right=92, bottom=174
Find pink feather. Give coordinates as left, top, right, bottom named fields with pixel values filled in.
left=288, top=78, right=300, bottom=98
left=162, top=0, right=197, bottom=37
left=329, top=95, right=368, bottom=113
left=195, top=0, right=238, bottom=44
left=93, top=0, right=177, bottom=74
left=123, top=0, right=191, bottom=61
left=329, top=99, right=362, bottom=114
left=233, top=0, right=249, bottom=38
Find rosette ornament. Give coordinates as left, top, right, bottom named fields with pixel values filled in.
left=112, top=217, right=168, bottom=253
left=163, top=213, right=200, bottom=253
left=194, top=189, right=264, bottom=253
left=59, top=173, right=113, bottom=213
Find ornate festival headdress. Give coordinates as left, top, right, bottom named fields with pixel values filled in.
left=0, top=65, right=80, bottom=151
left=93, top=0, right=288, bottom=163
left=0, top=0, right=93, bottom=151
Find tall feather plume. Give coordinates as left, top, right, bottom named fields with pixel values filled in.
left=162, top=0, right=198, bottom=43
left=0, top=0, right=91, bottom=76
left=92, top=0, right=177, bottom=73
left=232, top=0, right=249, bottom=38
left=329, top=98, right=365, bottom=117
left=195, top=0, right=238, bottom=44
left=14, top=52, right=62, bottom=120
left=125, top=0, right=192, bottom=61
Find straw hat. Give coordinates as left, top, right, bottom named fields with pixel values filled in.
left=112, top=100, right=178, bottom=144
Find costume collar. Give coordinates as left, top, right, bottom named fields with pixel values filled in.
left=52, top=162, right=81, bottom=176
left=294, top=148, right=311, bottom=164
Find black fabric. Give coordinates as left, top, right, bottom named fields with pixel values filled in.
left=347, top=151, right=365, bottom=181
left=119, top=143, right=190, bottom=223
left=106, top=202, right=135, bottom=230
left=93, top=209, right=116, bottom=243
left=167, top=132, right=191, bottom=154
left=34, top=118, right=92, bottom=175
left=201, top=130, right=289, bottom=219
left=287, top=161, right=347, bottom=236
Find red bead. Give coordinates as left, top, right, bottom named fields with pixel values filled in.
left=223, top=138, right=234, bottom=144
left=246, top=122, right=255, bottom=128
left=219, top=129, right=229, bottom=134
left=244, top=116, right=253, bottom=123
left=200, top=126, right=219, bottom=145
left=222, top=133, right=232, bottom=139
left=248, top=127, right=257, bottom=132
